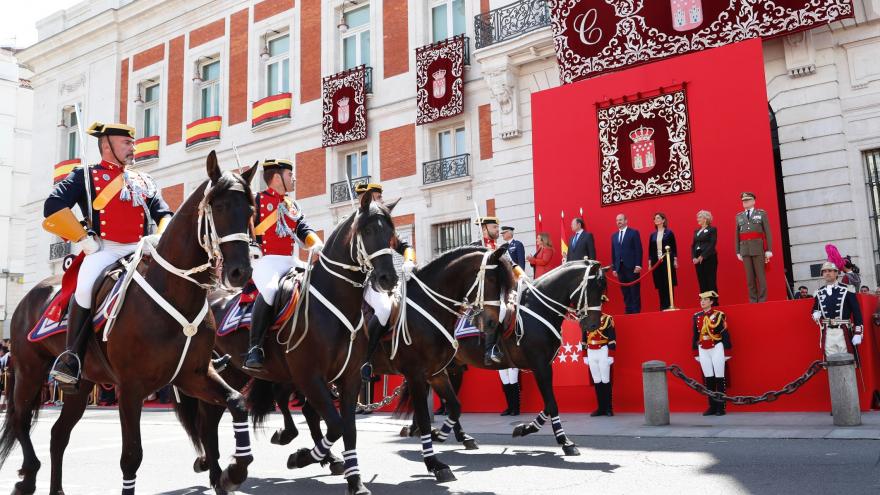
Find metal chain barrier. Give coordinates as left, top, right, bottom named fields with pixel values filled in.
left=356, top=381, right=407, bottom=413
left=666, top=360, right=826, bottom=405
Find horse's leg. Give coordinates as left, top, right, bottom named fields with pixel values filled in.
left=48, top=379, right=94, bottom=495
left=195, top=401, right=227, bottom=490
left=337, top=373, right=370, bottom=495
left=9, top=368, right=47, bottom=495
left=117, top=390, right=145, bottom=494
left=301, top=400, right=344, bottom=475
left=411, top=375, right=455, bottom=483
left=512, top=363, right=579, bottom=456
left=269, top=383, right=298, bottom=445
left=430, top=374, right=478, bottom=450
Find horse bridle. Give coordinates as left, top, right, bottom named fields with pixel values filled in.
left=520, top=260, right=604, bottom=322
left=319, top=221, right=397, bottom=288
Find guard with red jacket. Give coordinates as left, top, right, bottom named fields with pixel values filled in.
left=582, top=295, right=615, bottom=416
left=691, top=291, right=731, bottom=416
left=43, top=122, right=172, bottom=388
left=245, top=159, right=323, bottom=369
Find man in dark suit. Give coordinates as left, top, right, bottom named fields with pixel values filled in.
left=566, top=217, right=596, bottom=262
left=501, top=226, right=526, bottom=267
left=610, top=213, right=643, bottom=313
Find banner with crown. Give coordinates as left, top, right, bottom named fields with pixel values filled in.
left=597, top=85, right=693, bottom=205
left=549, top=0, right=854, bottom=84
left=322, top=65, right=368, bottom=148
left=416, top=35, right=466, bottom=125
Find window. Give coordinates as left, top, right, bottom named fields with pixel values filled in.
left=864, top=148, right=880, bottom=282
left=341, top=5, right=370, bottom=70
left=431, top=0, right=465, bottom=42
left=344, top=150, right=369, bottom=179
left=265, top=34, right=290, bottom=96
left=437, top=126, right=466, bottom=158
left=433, top=219, right=471, bottom=255
left=64, top=108, right=78, bottom=160
left=141, top=82, right=160, bottom=137
left=198, top=59, right=221, bottom=118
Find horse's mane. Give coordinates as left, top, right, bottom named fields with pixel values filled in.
left=204, top=171, right=255, bottom=208
left=417, top=245, right=515, bottom=296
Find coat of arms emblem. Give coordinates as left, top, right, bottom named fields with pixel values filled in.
left=336, top=96, right=351, bottom=125
left=629, top=126, right=656, bottom=173
left=671, top=0, right=703, bottom=31
left=432, top=69, right=447, bottom=99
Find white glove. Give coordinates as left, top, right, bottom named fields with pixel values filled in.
left=765, top=251, right=773, bottom=259
left=852, top=334, right=863, bottom=346
left=812, top=311, right=822, bottom=323
left=76, top=235, right=100, bottom=255
left=309, top=241, right=325, bottom=253
left=143, top=234, right=161, bottom=248
left=736, top=254, right=743, bottom=261
left=402, top=260, right=416, bottom=280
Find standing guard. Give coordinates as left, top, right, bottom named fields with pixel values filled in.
left=691, top=291, right=731, bottom=416
left=582, top=295, right=615, bottom=417
left=244, top=159, right=323, bottom=370
left=735, top=192, right=772, bottom=303
left=43, top=122, right=173, bottom=389
left=811, top=262, right=864, bottom=358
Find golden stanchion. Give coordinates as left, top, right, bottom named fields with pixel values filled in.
left=663, top=245, right=678, bottom=311
left=90, top=384, right=98, bottom=406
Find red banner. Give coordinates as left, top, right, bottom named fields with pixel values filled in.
left=322, top=66, right=368, bottom=148
left=597, top=85, right=694, bottom=205
left=416, top=35, right=466, bottom=125
left=550, top=0, right=854, bottom=84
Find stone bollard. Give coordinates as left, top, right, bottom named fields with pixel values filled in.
left=826, top=353, right=861, bottom=426
left=642, top=360, right=670, bottom=426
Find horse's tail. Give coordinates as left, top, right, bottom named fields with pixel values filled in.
left=246, top=378, right=275, bottom=431
left=172, top=390, right=205, bottom=457
left=0, top=369, right=30, bottom=469
left=392, top=381, right=414, bottom=420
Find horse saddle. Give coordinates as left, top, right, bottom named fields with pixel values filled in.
left=217, top=268, right=303, bottom=337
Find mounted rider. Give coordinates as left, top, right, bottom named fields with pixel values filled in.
left=244, top=159, right=323, bottom=370
left=471, top=216, right=526, bottom=364
left=43, top=122, right=173, bottom=389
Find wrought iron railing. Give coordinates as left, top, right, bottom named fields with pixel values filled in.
left=49, top=241, right=71, bottom=261
left=423, top=153, right=469, bottom=185
left=474, top=0, right=551, bottom=49
left=330, top=175, right=371, bottom=204
left=364, top=66, right=373, bottom=94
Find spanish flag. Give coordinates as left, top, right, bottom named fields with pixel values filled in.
left=53, top=158, right=80, bottom=183
left=252, top=92, right=292, bottom=128
left=134, top=135, right=160, bottom=162
left=185, top=116, right=222, bottom=148
left=560, top=211, right=568, bottom=258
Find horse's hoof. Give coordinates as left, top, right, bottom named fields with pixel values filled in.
left=399, top=426, right=410, bottom=437
left=12, top=481, right=36, bottom=495
left=431, top=428, right=445, bottom=443
left=271, top=428, right=298, bottom=445
left=218, top=470, right=241, bottom=493
left=433, top=467, right=456, bottom=483
left=329, top=460, right=345, bottom=476
left=287, top=448, right=313, bottom=469
left=512, top=424, right=527, bottom=438
left=347, top=483, right=370, bottom=495
left=408, top=425, right=420, bottom=437
left=463, top=438, right=479, bottom=450
left=562, top=442, right=580, bottom=456
left=212, top=486, right=229, bottom=495
left=193, top=456, right=210, bottom=473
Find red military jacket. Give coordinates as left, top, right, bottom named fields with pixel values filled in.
left=691, top=309, right=732, bottom=350
left=254, top=188, right=315, bottom=256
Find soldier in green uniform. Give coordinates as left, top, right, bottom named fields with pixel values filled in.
left=735, top=192, right=772, bottom=303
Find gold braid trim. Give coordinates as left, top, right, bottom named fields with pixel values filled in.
left=700, top=311, right=724, bottom=342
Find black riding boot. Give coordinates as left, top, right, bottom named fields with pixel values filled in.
left=605, top=381, right=614, bottom=417
left=50, top=301, right=93, bottom=392
left=365, top=315, right=390, bottom=363
left=511, top=381, right=521, bottom=416
left=484, top=331, right=503, bottom=365
left=500, top=384, right=513, bottom=416
left=702, top=377, right=716, bottom=416
left=715, top=378, right=727, bottom=416
left=590, top=383, right=604, bottom=417
left=244, top=297, right=275, bottom=370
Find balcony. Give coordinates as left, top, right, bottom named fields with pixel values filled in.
left=364, top=66, right=373, bottom=95
left=330, top=175, right=371, bottom=204
left=423, top=154, right=469, bottom=185
left=49, top=241, right=71, bottom=261
left=474, top=0, right=551, bottom=50
left=252, top=92, right=292, bottom=129
left=185, top=116, right=222, bottom=149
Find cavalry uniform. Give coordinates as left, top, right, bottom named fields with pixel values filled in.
left=43, top=122, right=172, bottom=387
left=735, top=192, right=772, bottom=303
left=691, top=291, right=731, bottom=415
left=812, top=263, right=864, bottom=358
left=245, top=159, right=322, bottom=369
left=583, top=301, right=615, bottom=416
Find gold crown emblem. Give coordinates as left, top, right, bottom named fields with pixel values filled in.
left=337, top=96, right=350, bottom=105
left=629, top=126, right=655, bottom=143
left=432, top=69, right=447, bottom=80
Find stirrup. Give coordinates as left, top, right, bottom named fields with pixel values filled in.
left=49, top=351, right=81, bottom=385
left=487, top=345, right=503, bottom=364
left=243, top=346, right=265, bottom=370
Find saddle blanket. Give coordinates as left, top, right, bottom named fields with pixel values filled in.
left=453, top=311, right=480, bottom=340
left=217, top=278, right=300, bottom=337
left=28, top=275, right=126, bottom=342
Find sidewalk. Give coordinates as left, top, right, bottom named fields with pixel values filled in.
left=349, top=411, right=880, bottom=441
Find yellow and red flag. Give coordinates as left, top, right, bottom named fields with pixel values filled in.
left=185, top=116, right=222, bottom=148
left=53, top=158, right=80, bottom=183
left=252, top=92, right=292, bottom=128
left=559, top=210, right=568, bottom=258
left=134, top=136, right=160, bottom=162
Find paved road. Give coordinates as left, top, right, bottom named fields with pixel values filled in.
left=1, top=409, right=878, bottom=494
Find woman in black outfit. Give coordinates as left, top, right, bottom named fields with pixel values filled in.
left=692, top=210, right=718, bottom=299
left=648, top=212, right=678, bottom=310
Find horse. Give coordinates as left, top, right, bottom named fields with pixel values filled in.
left=396, top=259, right=606, bottom=457
left=0, top=151, right=258, bottom=495
left=174, top=191, right=400, bottom=495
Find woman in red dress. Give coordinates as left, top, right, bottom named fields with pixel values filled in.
left=527, top=232, right=555, bottom=279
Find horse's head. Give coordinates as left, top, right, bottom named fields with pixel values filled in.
left=203, top=150, right=257, bottom=288
left=354, top=192, right=399, bottom=292
left=576, top=262, right=607, bottom=332
left=471, top=246, right=516, bottom=336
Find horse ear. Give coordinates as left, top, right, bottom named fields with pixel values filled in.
left=240, top=161, right=258, bottom=186
left=490, top=245, right=509, bottom=263
left=358, top=190, right=372, bottom=211
left=206, top=150, right=221, bottom=184
left=385, top=198, right=400, bottom=212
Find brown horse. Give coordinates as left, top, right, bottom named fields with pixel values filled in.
left=397, top=259, right=606, bottom=457
left=0, top=151, right=257, bottom=495
left=174, top=191, right=399, bottom=495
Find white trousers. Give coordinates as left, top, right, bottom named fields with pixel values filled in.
left=498, top=368, right=519, bottom=384
left=586, top=346, right=613, bottom=383
left=75, top=241, right=137, bottom=308
left=698, top=343, right=726, bottom=378
left=364, top=283, right=393, bottom=325
left=824, top=327, right=847, bottom=356
left=253, top=255, right=301, bottom=305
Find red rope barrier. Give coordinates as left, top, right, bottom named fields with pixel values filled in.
left=604, top=258, right=666, bottom=287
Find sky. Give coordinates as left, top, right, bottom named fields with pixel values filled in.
left=0, top=0, right=83, bottom=48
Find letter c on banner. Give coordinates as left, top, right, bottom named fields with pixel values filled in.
left=573, top=9, right=603, bottom=46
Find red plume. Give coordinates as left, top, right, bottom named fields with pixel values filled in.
left=825, top=244, right=846, bottom=271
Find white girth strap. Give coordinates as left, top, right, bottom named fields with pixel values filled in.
left=304, top=284, right=364, bottom=383
left=517, top=304, right=562, bottom=342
